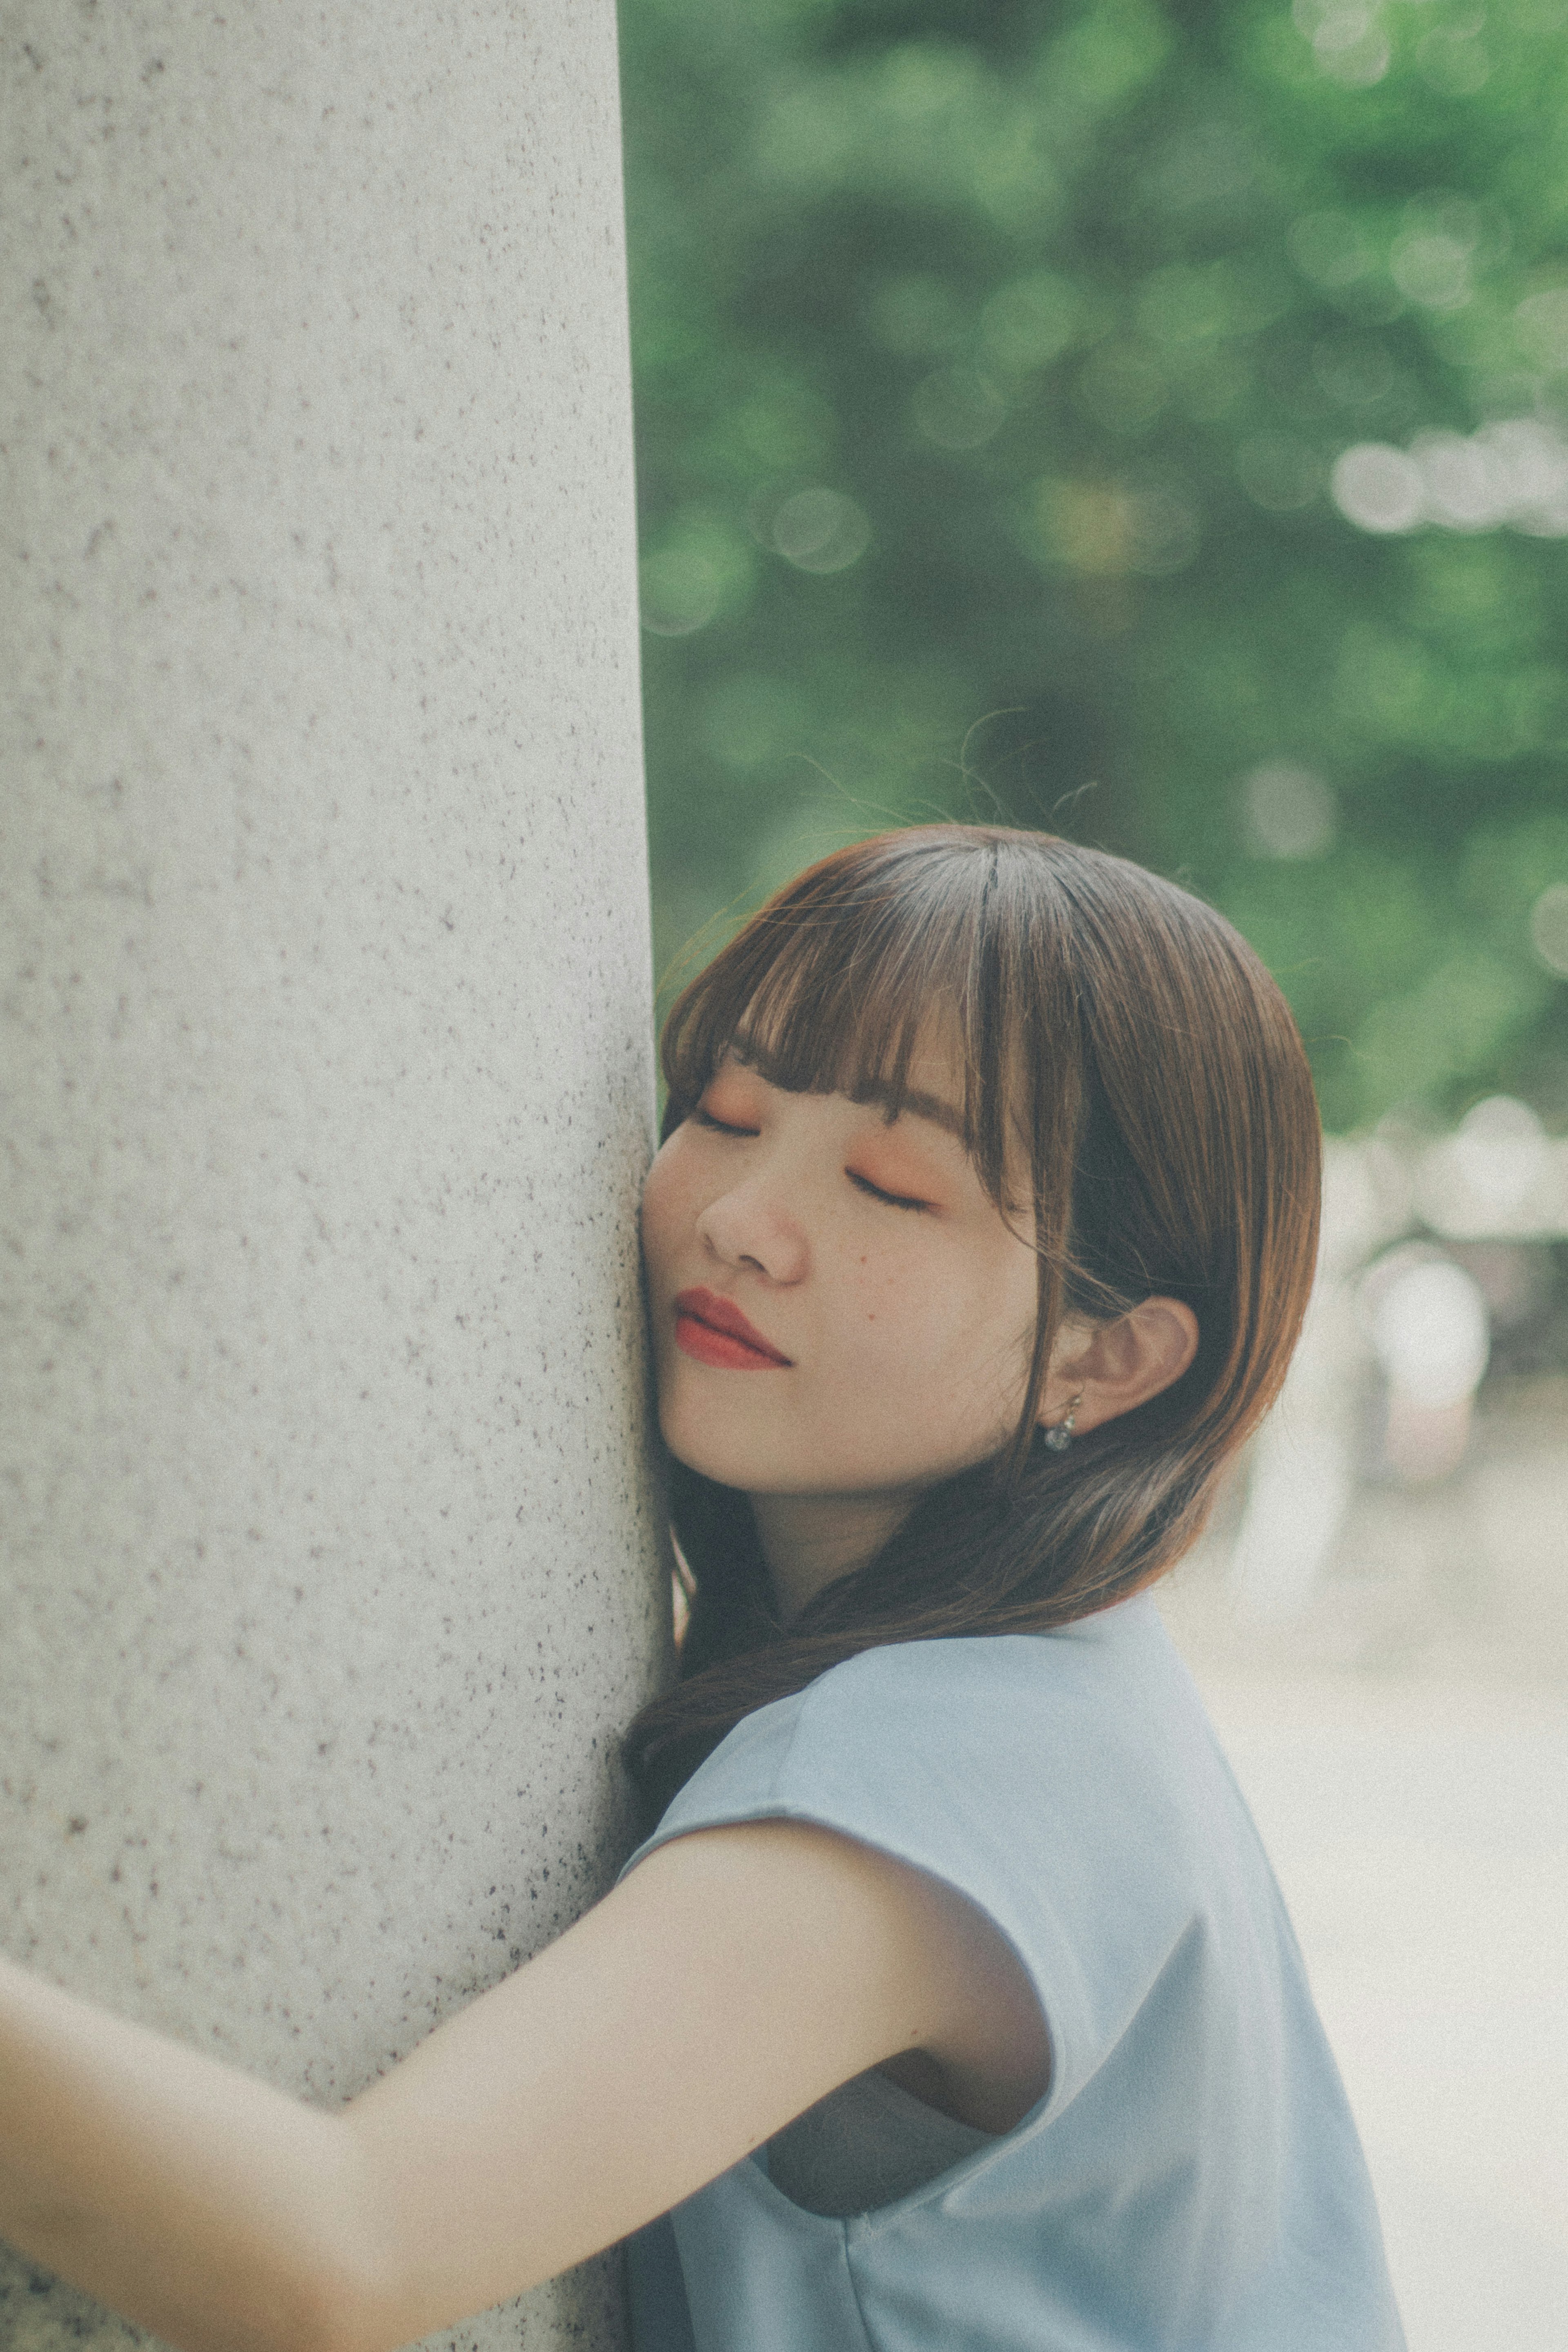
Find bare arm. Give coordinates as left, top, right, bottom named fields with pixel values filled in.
left=0, top=1821, right=1046, bottom=2352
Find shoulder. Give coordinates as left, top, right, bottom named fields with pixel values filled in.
left=632, top=1596, right=1217, bottom=1877
left=622, top=1598, right=1277, bottom=2121
left=801, top=1590, right=1182, bottom=1712
left=784, top=1592, right=1205, bottom=1781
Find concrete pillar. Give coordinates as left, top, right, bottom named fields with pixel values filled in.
left=1, top=7, right=666, bottom=2346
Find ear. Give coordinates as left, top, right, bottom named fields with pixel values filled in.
left=1038, top=1298, right=1200, bottom=1439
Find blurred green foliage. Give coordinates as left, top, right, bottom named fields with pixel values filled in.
left=619, top=0, right=1568, bottom=1130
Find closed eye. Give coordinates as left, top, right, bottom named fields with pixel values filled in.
left=849, top=1170, right=931, bottom=1213
left=692, top=1107, right=759, bottom=1137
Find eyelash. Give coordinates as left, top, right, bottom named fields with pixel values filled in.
left=849, top=1172, right=930, bottom=1213
left=692, top=1108, right=756, bottom=1136
left=693, top=1109, right=930, bottom=1213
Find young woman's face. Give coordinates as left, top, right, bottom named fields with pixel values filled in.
left=640, top=1037, right=1042, bottom=1503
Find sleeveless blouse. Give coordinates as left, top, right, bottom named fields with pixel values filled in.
left=620, top=1595, right=1405, bottom=2352
left=765, top=2062, right=992, bottom=2218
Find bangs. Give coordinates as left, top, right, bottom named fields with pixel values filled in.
left=660, top=831, right=1080, bottom=1217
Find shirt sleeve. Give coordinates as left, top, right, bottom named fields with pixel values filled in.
left=618, top=1605, right=1229, bottom=2123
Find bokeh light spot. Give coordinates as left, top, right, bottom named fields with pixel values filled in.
left=1390, top=231, right=1472, bottom=312
left=771, top=488, right=871, bottom=574
left=1332, top=422, right=1568, bottom=537
left=1331, top=443, right=1425, bottom=533
left=640, top=535, right=753, bottom=636
left=1241, top=762, right=1338, bottom=859
left=979, top=272, right=1082, bottom=373
left=1516, top=287, right=1568, bottom=371
left=1293, top=0, right=1391, bottom=86
left=1531, top=882, right=1568, bottom=978
left=1451, top=1097, right=1553, bottom=1222
left=1029, top=479, right=1200, bottom=579
left=911, top=367, right=1007, bottom=450
left=1417, top=24, right=1492, bottom=96
left=1363, top=1251, right=1490, bottom=1411
left=1289, top=209, right=1372, bottom=290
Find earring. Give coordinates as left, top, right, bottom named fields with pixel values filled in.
left=1044, top=1391, right=1084, bottom=1453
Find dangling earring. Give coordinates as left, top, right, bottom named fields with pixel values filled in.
left=1044, top=1391, right=1083, bottom=1453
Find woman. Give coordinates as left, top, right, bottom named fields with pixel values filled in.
left=0, top=826, right=1404, bottom=2351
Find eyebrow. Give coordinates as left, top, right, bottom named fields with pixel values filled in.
left=725, top=1034, right=968, bottom=1143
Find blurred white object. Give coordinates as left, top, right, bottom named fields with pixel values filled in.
left=1223, top=1125, right=1561, bottom=1602
left=1480, top=418, right=1568, bottom=535
left=1452, top=1097, right=1554, bottom=1217
left=1229, top=1419, right=1355, bottom=1620
left=1412, top=428, right=1512, bottom=528
left=1361, top=1248, right=1490, bottom=1482
left=1229, top=1141, right=1375, bottom=1618
left=1414, top=1097, right=1567, bottom=1239
left=1331, top=443, right=1425, bottom=533
left=1321, top=1133, right=1413, bottom=1269
left=1332, top=419, right=1568, bottom=538
left=1365, top=1252, right=1488, bottom=1408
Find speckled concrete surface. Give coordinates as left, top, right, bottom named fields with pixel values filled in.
left=0, top=7, right=663, bottom=2345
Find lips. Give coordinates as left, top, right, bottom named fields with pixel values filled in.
left=673, top=1286, right=793, bottom=1371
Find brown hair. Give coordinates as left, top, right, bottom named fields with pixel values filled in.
left=624, top=825, right=1321, bottom=1826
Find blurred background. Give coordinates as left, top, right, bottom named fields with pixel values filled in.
left=616, top=1, right=1567, bottom=2341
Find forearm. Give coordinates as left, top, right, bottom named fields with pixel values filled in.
left=0, top=1953, right=376, bottom=2352
left=0, top=1819, right=979, bottom=2352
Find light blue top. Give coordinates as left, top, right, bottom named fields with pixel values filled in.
left=620, top=1595, right=1405, bottom=2352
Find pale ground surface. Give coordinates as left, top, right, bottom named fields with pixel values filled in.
left=1157, top=1377, right=1568, bottom=2352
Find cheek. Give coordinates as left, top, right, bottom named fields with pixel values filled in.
left=639, top=1144, right=688, bottom=1283
left=837, top=1235, right=978, bottom=1355
left=837, top=1234, right=1035, bottom=1390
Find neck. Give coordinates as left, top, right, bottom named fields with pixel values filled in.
left=748, top=1487, right=917, bottom=1624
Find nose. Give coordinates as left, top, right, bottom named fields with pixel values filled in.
left=695, top=1170, right=809, bottom=1287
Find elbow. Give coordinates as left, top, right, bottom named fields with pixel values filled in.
left=262, top=2145, right=409, bottom=2352
left=245, top=2268, right=368, bottom=2352
left=272, top=2266, right=394, bottom=2352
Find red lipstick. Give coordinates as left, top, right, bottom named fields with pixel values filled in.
left=673, top=1287, right=793, bottom=1371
